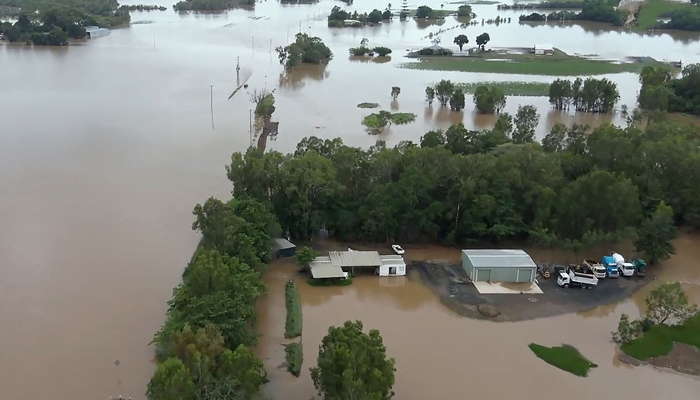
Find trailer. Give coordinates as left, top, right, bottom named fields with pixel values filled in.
left=557, top=269, right=598, bottom=289
left=583, top=259, right=607, bottom=279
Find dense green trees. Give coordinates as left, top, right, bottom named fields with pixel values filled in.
left=473, top=85, right=506, bottom=114
left=225, top=119, right=700, bottom=247
left=457, top=4, right=472, bottom=17
left=638, top=64, right=700, bottom=115
left=149, top=196, right=279, bottom=400
left=0, top=3, right=126, bottom=45
left=548, top=77, right=619, bottom=113
left=310, top=321, right=396, bottom=400
left=513, top=105, right=539, bottom=143
left=475, top=32, right=490, bottom=50
left=275, top=33, right=332, bottom=70
left=635, top=201, right=677, bottom=264
left=450, top=89, right=466, bottom=111
left=653, top=7, right=700, bottom=31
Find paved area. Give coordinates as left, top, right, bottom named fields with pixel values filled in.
left=473, top=281, right=543, bottom=294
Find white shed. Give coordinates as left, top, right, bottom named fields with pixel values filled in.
left=534, top=44, right=554, bottom=55
left=378, top=255, right=406, bottom=277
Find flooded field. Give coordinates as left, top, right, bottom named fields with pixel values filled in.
left=2, top=0, right=700, bottom=398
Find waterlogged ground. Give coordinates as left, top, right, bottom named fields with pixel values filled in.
left=2, top=0, right=700, bottom=399
left=256, top=235, right=700, bottom=400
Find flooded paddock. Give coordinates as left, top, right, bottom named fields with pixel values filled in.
left=2, top=0, right=700, bottom=398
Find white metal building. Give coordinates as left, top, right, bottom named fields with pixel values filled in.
left=309, top=250, right=406, bottom=278
left=378, top=255, right=406, bottom=277
left=85, top=26, right=110, bottom=39
left=534, top=44, right=554, bottom=55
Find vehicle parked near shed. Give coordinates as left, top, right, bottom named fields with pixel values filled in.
left=392, top=244, right=405, bottom=255
left=557, top=268, right=598, bottom=289
left=602, top=256, right=620, bottom=278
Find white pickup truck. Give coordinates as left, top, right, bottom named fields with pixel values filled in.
left=557, top=269, right=598, bottom=289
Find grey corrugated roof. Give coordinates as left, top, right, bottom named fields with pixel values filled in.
left=329, top=251, right=382, bottom=268
left=310, top=264, right=346, bottom=279
left=273, top=238, right=295, bottom=250
left=462, top=249, right=536, bottom=268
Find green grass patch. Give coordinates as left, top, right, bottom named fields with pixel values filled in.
left=635, top=0, right=694, bottom=31
left=391, top=112, right=417, bottom=124
left=455, top=81, right=550, bottom=96
left=284, top=342, right=303, bottom=376
left=306, top=276, right=354, bottom=286
left=357, top=102, right=380, bottom=109
left=284, top=281, right=302, bottom=339
left=528, top=344, right=598, bottom=377
left=402, top=49, right=665, bottom=76
left=621, top=313, right=700, bottom=360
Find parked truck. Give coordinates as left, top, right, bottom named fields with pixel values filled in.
left=619, top=262, right=636, bottom=277
left=602, top=255, right=620, bottom=278
left=557, top=268, right=598, bottom=289
left=583, top=259, right=607, bottom=279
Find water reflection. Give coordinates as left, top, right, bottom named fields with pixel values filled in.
left=278, top=62, right=329, bottom=91
left=390, top=100, right=399, bottom=110
left=348, top=55, right=392, bottom=64
left=415, top=19, right=447, bottom=30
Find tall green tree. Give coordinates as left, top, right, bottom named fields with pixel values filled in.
left=433, top=80, right=455, bottom=107
left=295, top=246, right=318, bottom=272
left=513, top=105, right=540, bottom=143
left=645, top=282, right=698, bottom=325
left=310, top=321, right=396, bottom=400
left=634, top=201, right=677, bottom=264
left=475, top=32, right=490, bottom=50
left=453, top=34, right=469, bottom=51
left=147, top=358, right=196, bottom=400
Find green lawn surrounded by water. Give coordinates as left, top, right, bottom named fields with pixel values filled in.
left=402, top=49, right=663, bottom=76
left=529, top=344, right=598, bottom=377
left=455, top=82, right=550, bottom=96
left=284, top=281, right=302, bottom=339
left=635, top=0, right=694, bottom=31
left=284, top=342, right=303, bottom=376
left=621, top=313, right=700, bottom=360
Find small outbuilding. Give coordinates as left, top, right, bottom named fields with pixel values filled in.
left=534, top=44, right=554, bottom=55
left=378, top=255, right=407, bottom=277
left=84, top=26, right=110, bottom=39
left=461, top=249, right=537, bottom=283
left=273, top=238, right=296, bottom=258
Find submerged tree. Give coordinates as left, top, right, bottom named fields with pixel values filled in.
left=434, top=79, right=455, bottom=107
left=645, top=282, right=698, bottom=325
left=453, top=34, right=469, bottom=51
left=473, top=85, right=506, bottom=114
left=295, top=246, right=318, bottom=272
left=449, top=88, right=466, bottom=111
left=310, top=320, right=396, bottom=400
left=425, top=86, right=435, bottom=106
left=513, top=105, right=540, bottom=143
left=276, top=33, right=332, bottom=70
left=391, top=86, right=401, bottom=100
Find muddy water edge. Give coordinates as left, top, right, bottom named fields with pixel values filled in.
left=256, top=235, right=700, bottom=400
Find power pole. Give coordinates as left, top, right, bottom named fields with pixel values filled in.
left=236, top=57, right=240, bottom=87
left=210, top=85, right=214, bottom=130
left=153, top=35, right=156, bottom=50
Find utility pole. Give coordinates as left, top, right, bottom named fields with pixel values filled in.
left=269, top=39, right=272, bottom=54
left=287, top=27, right=289, bottom=42
left=252, top=36, right=254, bottom=53
left=236, top=57, right=240, bottom=87
left=210, top=85, right=214, bottom=130
left=153, top=35, right=156, bottom=50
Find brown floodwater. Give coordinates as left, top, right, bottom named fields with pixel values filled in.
left=256, top=235, right=700, bottom=400
left=2, top=0, right=700, bottom=398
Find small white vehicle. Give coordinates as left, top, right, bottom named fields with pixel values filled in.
left=557, top=269, right=598, bottom=289
left=619, top=262, right=635, bottom=277
left=391, top=244, right=405, bottom=255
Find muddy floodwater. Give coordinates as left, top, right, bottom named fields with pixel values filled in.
left=2, top=0, right=700, bottom=398
left=257, top=237, right=700, bottom=400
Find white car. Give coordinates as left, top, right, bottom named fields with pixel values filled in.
left=391, top=245, right=405, bottom=255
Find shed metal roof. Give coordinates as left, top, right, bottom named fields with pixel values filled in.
left=310, top=264, right=346, bottom=279
left=462, top=249, right=536, bottom=269
left=329, top=251, right=382, bottom=268
left=273, top=238, right=295, bottom=250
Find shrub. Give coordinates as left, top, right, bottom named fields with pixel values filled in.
left=284, top=280, right=302, bottom=338
left=285, top=342, right=303, bottom=376
left=529, top=343, right=598, bottom=377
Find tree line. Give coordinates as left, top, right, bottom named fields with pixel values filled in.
left=327, top=5, right=392, bottom=27
left=638, top=64, right=700, bottom=115
left=0, top=4, right=129, bottom=44
left=548, top=77, right=620, bottom=113
left=519, top=0, right=624, bottom=26
left=225, top=116, right=700, bottom=257
left=147, top=197, right=281, bottom=400
left=173, top=0, right=254, bottom=12
left=651, top=6, right=700, bottom=31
